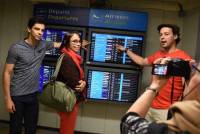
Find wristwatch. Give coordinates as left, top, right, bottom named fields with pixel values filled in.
left=146, top=86, right=158, bottom=96
left=124, top=48, right=129, bottom=53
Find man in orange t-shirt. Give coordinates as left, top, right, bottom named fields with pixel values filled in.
left=116, top=24, right=191, bottom=121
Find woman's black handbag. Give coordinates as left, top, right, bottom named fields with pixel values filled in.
left=38, top=54, right=76, bottom=112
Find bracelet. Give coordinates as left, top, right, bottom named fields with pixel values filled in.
left=146, top=87, right=158, bottom=96
left=124, top=48, right=129, bottom=53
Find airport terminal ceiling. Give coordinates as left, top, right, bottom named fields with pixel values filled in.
left=29, top=0, right=200, bottom=11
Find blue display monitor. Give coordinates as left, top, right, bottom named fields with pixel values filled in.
left=42, top=26, right=85, bottom=57
left=87, top=29, right=145, bottom=69
left=39, top=65, right=55, bottom=92
left=85, top=66, right=140, bottom=103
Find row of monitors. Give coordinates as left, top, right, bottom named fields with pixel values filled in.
left=43, top=26, right=145, bottom=69
left=39, top=65, right=140, bottom=103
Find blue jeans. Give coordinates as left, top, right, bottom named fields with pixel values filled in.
left=9, top=92, right=39, bottom=134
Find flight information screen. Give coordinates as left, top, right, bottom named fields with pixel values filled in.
left=88, top=32, right=144, bottom=65
left=42, top=28, right=68, bottom=56
left=39, top=65, right=55, bottom=92
left=86, top=67, right=139, bottom=102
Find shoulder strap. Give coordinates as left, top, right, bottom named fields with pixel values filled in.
left=180, top=82, right=186, bottom=101
left=51, top=54, right=65, bottom=80
left=171, top=77, right=186, bottom=103
left=170, top=76, right=175, bottom=104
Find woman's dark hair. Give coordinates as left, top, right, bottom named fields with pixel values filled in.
left=157, top=24, right=180, bottom=44
left=27, top=17, right=46, bottom=29
left=60, top=32, right=82, bottom=51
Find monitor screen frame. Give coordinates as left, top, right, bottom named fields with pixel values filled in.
left=86, top=28, right=146, bottom=69
left=84, top=66, right=141, bottom=103
left=39, top=65, right=55, bottom=92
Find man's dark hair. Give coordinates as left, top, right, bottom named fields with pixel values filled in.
left=157, top=24, right=180, bottom=44
left=27, top=16, right=46, bottom=29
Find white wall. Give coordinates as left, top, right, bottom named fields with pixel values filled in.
left=0, top=0, right=199, bottom=134
left=0, top=0, right=23, bottom=120
left=181, top=8, right=200, bottom=58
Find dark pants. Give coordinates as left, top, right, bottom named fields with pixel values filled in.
left=10, top=92, right=39, bottom=134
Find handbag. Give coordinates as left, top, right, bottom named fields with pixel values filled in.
left=38, top=54, right=76, bottom=112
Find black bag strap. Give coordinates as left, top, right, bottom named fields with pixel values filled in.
left=180, top=82, right=186, bottom=101
left=170, top=77, right=186, bottom=104
left=170, top=76, right=175, bottom=104
left=51, top=54, right=65, bottom=80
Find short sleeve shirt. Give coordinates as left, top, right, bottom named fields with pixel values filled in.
left=6, top=40, right=54, bottom=96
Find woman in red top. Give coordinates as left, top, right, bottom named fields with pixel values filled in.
left=57, top=32, right=87, bottom=134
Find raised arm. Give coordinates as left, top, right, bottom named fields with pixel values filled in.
left=2, top=63, right=16, bottom=113
left=126, top=58, right=169, bottom=117
left=116, top=44, right=150, bottom=66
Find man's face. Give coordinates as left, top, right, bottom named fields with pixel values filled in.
left=159, top=27, right=177, bottom=49
left=28, top=23, right=45, bottom=41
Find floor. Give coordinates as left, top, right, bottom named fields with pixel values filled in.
left=0, top=121, right=94, bottom=134
left=0, top=122, right=59, bottom=134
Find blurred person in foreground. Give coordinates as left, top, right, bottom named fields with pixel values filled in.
left=120, top=58, right=200, bottom=134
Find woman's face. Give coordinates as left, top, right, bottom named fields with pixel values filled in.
left=69, top=33, right=81, bottom=53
